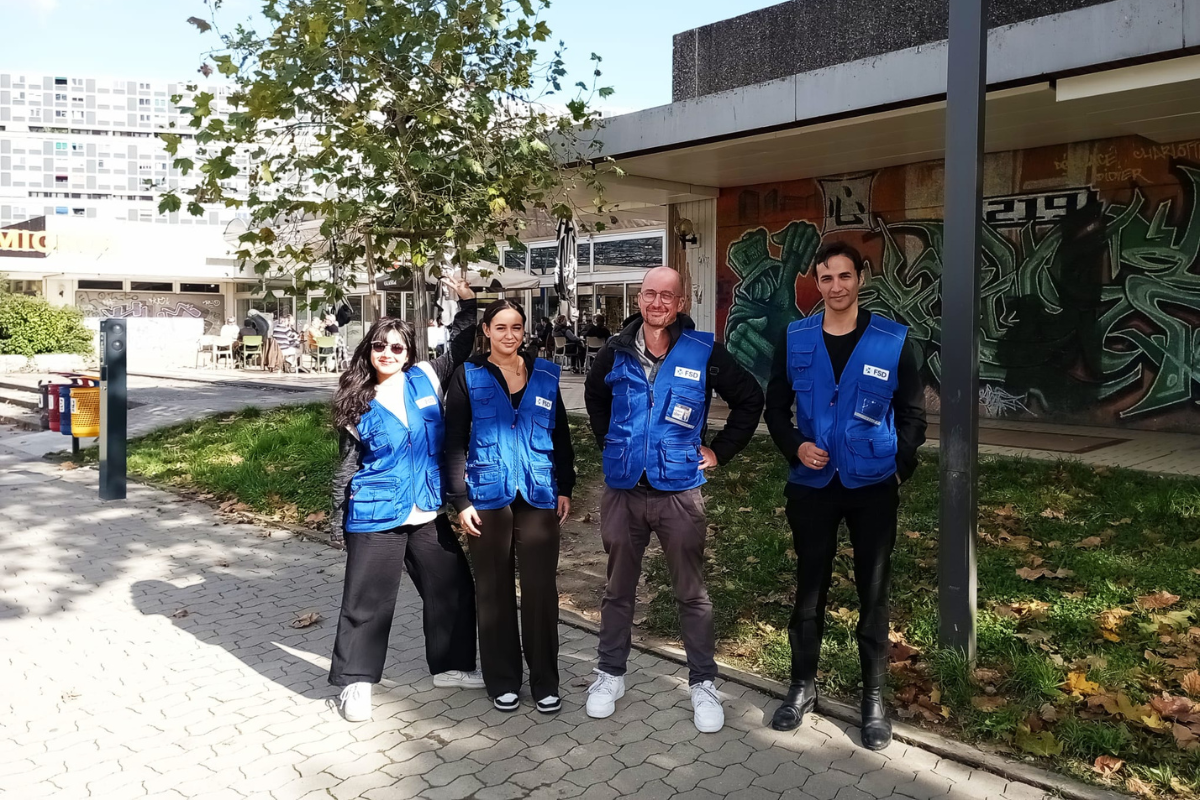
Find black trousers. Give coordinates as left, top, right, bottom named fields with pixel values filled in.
left=785, top=476, right=899, bottom=688
left=468, top=495, right=560, bottom=700
left=329, top=515, right=477, bottom=686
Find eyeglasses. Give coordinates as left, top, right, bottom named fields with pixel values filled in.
left=371, top=342, right=406, bottom=355
left=639, top=290, right=679, bottom=304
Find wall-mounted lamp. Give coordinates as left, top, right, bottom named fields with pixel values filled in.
left=675, top=217, right=698, bottom=247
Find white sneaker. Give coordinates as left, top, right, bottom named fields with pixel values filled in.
left=338, top=682, right=371, bottom=722
left=690, top=680, right=724, bottom=733
left=585, top=670, right=625, bottom=719
left=433, top=669, right=485, bottom=689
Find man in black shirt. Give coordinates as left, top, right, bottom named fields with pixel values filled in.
left=763, top=241, right=926, bottom=750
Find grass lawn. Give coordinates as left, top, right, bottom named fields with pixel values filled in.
left=642, top=435, right=1200, bottom=797
left=83, top=403, right=1200, bottom=796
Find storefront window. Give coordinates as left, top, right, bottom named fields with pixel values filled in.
left=503, top=247, right=526, bottom=272
left=596, top=284, right=627, bottom=333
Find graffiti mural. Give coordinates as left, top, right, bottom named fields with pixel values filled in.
left=75, top=291, right=226, bottom=335
left=717, top=135, right=1200, bottom=431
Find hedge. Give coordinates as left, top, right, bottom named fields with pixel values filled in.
left=0, top=293, right=94, bottom=357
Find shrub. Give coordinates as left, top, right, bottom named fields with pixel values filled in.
left=0, top=294, right=94, bottom=357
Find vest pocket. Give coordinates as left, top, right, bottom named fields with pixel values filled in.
left=845, top=436, right=897, bottom=479
left=467, top=464, right=504, bottom=505
left=527, top=467, right=557, bottom=507
left=348, top=481, right=397, bottom=524
left=660, top=441, right=701, bottom=482
left=791, top=378, right=814, bottom=434
left=853, top=383, right=891, bottom=427
left=661, top=387, right=704, bottom=432
left=789, top=343, right=815, bottom=373
left=360, top=428, right=393, bottom=460
left=531, top=412, right=555, bottom=452
left=424, top=466, right=442, bottom=508
left=602, top=438, right=628, bottom=482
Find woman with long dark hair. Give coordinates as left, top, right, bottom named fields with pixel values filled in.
left=328, top=275, right=483, bottom=722
left=443, top=299, right=575, bottom=713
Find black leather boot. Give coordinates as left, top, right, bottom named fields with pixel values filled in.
left=859, top=686, right=892, bottom=750
left=770, top=679, right=818, bottom=731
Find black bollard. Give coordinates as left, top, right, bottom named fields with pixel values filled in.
left=99, top=319, right=127, bottom=501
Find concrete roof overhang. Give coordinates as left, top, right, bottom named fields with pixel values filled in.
left=582, top=0, right=1200, bottom=194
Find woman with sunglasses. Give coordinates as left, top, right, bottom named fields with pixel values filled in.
left=443, top=299, right=575, bottom=713
left=328, top=274, right=484, bottom=722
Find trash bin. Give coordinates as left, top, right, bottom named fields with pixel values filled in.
left=70, top=386, right=100, bottom=438
left=39, top=381, right=61, bottom=431
left=58, top=385, right=74, bottom=437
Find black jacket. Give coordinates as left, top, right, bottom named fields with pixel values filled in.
left=583, top=313, right=764, bottom=467
left=441, top=353, right=576, bottom=512
left=329, top=299, right=478, bottom=542
left=763, top=308, right=927, bottom=483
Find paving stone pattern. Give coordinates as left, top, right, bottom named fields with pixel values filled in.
left=0, top=436, right=1055, bottom=800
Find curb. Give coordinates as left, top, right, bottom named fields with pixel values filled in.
left=129, top=371, right=329, bottom=395
left=553, top=607, right=1126, bottom=800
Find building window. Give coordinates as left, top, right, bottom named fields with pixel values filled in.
left=54, top=110, right=67, bottom=119
left=138, top=114, right=150, bottom=122
left=138, top=82, right=150, bottom=91
left=70, top=143, right=83, bottom=152
left=130, top=281, right=172, bottom=292
left=71, top=78, right=83, bottom=87
left=593, top=234, right=665, bottom=271
left=29, top=109, right=39, bottom=119
left=529, top=245, right=558, bottom=275
left=78, top=279, right=123, bottom=290
left=54, top=93, right=67, bottom=101
left=71, top=95, right=83, bottom=103
left=55, top=77, right=67, bottom=86
left=55, top=141, right=68, bottom=151
left=55, top=175, right=68, bottom=184
left=97, top=159, right=105, bottom=169
left=138, top=98, right=150, bottom=106
left=55, top=206, right=68, bottom=215
left=180, top=283, right=219, bottom=294
left=503, top=247, right=526, bottom=271
left=72, top=208, right=85, bottom=216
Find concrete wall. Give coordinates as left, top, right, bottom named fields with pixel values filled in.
left=716, top=134, right=1200, bottom=432
left=83, top=317, right=205, bottom=372
left=674, top=0, right=1121, bottom=101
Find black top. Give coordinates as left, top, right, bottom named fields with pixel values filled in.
left=583, top=325, right=612, bottom=341
left=584, top=313, right=765, bottom=466
left=329, top=299, right=478, bottom=540
left=553, top=323, right=581, bottom=344
left=442, top=353, right=576, bottom=512
left=764, top=308, right=927, bottom=483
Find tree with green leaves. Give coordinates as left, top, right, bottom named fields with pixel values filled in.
left=160, top=0, right=613, bottom=309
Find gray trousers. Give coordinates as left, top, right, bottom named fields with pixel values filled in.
left=597, top=484, right=717, bottom=685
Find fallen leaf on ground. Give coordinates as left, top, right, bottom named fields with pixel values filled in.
left=890, top=640, right=920, bottom=662
left=304, top=511, right=327, bottom=524
left=1137, top=590, right=1181, bottom=610
left=1126, top=776, right=1155, bottom=797
left=1093, top=755, right=1123, bottom=776
left=1172, top=723, right=1199, bottom=750
left=1141, top=610, right=1195, bottom=633
left=904, top=530, right=921, bottom=539
left=171, top=608, right=189, bottom=619
left=59, top=461, right=78, bottom=470
left=1182, top=671, right=1200, bottom=698
left=1015, top=725, right=1062, bottom=757
left=1064, top=671, right=1102, bottom=696
left=973, top=668, right=1003, bottom=685
left=1076, top=536, right=1103, bottom=549
left=1150, top=693, right=1200, bottom=721
left=1039, top=508, right=1065, bottom=520
left=744, top=556, right=759, bottom=564
left=971, top=696, right=1007, bottom=712
left=290, top=612, right=322, bottom=628
left=1039, top=703, right=1062, bottom=722
left=737, top=507, right=752, bottom=513
left=1016, top=567, right=1074, bottom=580
left=1097, top=608, right=1132, bottom=637
left=994, top=504, right=1018, bottom=517
left=773, top=507, right=785, bottom=517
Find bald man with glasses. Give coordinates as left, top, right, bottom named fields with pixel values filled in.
left=583, top=266, right=764, bottom=733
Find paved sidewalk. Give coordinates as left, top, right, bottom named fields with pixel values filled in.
left=0, top=434, right=1063, bottom=800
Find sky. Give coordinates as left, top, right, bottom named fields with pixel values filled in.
left=0, top=0, right=782, bottom=114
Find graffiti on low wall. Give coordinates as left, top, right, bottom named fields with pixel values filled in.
left=75, top=291, right=226, bottom=335
left=717, top=136, right=1200, bottom=431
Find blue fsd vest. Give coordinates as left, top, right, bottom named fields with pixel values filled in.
left=603, top=329, right=714, bottom=491
left=465, top=359, right=562, bottom=510
left=787, top=313, right=907, bottom=489
left=346, top=366, right=445, bottom=533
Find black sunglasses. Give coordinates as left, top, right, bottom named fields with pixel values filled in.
left=371, top=342, right=406, bottom=355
